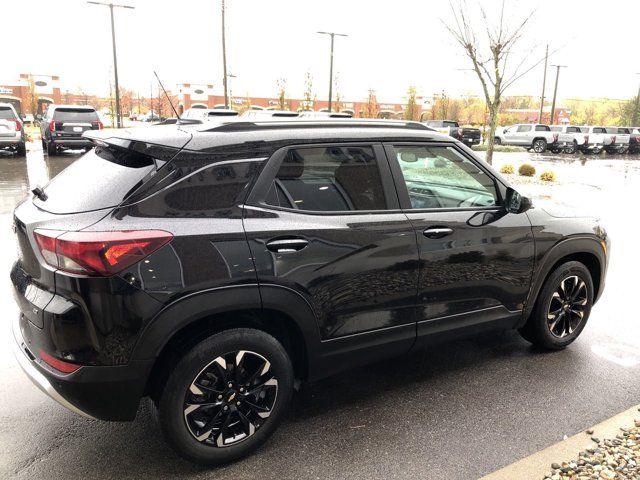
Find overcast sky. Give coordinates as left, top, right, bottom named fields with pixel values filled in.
left=4, top=0, right=639, bottom=102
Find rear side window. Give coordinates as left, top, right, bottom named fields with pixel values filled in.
left=567, top=127, right=581, bottom=133
left=0, top=107, right=15, bottom=119
left=534, top=125, right=550, bottom=131
left=593, top=127, right=606, bottom=133
left=34, top=146, right=156, bottom=214
left=517, top=125, right=531, bottom=132
left=443, top=121, right=458, bottom=128
left=550, top=126, right=562, bottom=132
left=265, top=145, right=387, bottom=212
left=53, top=108, right=98, bottom=122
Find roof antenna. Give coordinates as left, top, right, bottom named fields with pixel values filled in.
left=153, top=70, right=180, bottom=119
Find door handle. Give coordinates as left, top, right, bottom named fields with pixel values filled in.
left=423, top=227, right=453, bottom=239
left=266, top=238, right=309, bottom=253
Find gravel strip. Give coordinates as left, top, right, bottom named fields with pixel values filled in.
left=544, top=418, right=640, bottom=479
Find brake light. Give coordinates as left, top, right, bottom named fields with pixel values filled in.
left=10, top=119, right=22, bottom=131
left=34, top=229, right=173, bottom=276
left=49, top=120, right=56, bottom=132
left=39, top=349, right=81, bottom=374
left=584, top=134, right=589, bottom=144
left=92, top=121, right=104, bottom=130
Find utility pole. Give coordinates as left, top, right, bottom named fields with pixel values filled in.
left=632, top=73, right=640, bottom=127
left=538, top=45, right=548, bottom=123
left=317, top=31, right=347, bottom=112
left=88, top=2, right=134, bottom=128
left=221, top=0, right=229, bottom=109
left=549, top=65, right=567, bottom=125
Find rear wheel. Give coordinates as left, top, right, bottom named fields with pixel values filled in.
left=519, top=261, right=593, bottom=349
left=564, top=141, right=577, bottom=154
left=46, top=140, right=56, bottom=156
left=156, top=328, right=294, bottom=465
left=532, top=138, right=547, bottom=153
left=16, top=142, right=26, bottom=156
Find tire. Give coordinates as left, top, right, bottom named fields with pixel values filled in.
left=564, top=141, right=577, bottom=154
left=156, top=328, right=294, bottom=465
left=16, top=142, right=26, bottom=156
left=519, top=261, right=594, bottom=350
left=532, top=138, right=547, bottom=153
left=46, top=140, right=56, bottom=156
left=494, top=137, right=502, bottom=145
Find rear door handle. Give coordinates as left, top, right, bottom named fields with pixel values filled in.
left=266, top=238, right=309, bottom=253
left=423, top=227, right=453, bottom=239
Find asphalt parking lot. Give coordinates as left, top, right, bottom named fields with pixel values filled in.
left=1, top=146, right=639, bottom=479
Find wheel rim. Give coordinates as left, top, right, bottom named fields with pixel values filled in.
left=534, top=140, right=545, bottom=152
left=183, top=350, right=278, bottom=448
left=547, top=275, right=588, bottom=338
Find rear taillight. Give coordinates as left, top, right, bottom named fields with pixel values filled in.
left=584, top=134, right=589, bottom=144
left=39, top=349, right=81, bottom=374
left=10, top=119, right=22, bottom=131
left=33, top=229, right=173, bottom=276
left=49, top=120, right=56, bottom=132
left=92, top=121, right=104, bottom=130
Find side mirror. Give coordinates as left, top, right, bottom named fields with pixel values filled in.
left=506, top=187, right=532, bottom=214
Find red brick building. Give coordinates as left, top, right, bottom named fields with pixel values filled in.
left=0, top=74, right=62, bottom=114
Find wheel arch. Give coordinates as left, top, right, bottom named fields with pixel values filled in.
left=520, top=236, right=606, bottom=327
left=136, top=285, right=322, bottom=400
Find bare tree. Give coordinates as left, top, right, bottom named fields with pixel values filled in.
left=276, top=79, right=288, bottom=110
left=300, top=71, right=314, bottom=111
left=444, top=0, right=539, bottom=164
left=403, top=86, right=419, bottom=121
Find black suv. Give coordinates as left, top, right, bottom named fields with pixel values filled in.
left=11, top=120, right=609, bottom=465
left=40, top=105, right=102, bottom=155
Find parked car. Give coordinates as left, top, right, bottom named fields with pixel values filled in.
left=240, top=109, right=299, bottom=119
left=11, top=119, right=609, bottom=465
left=425, top=120, right=482, bottom=147
left=580, top=126, right=611, bottom=154
left=626, top=127, right=640, bottom=154
left=494, top=124, right=562, bottom=153
left=182, top=108, right=239, bottom=121
left=549, top=125, right=589, bottom=154
left=40, top=105, right=102, bottom=156
left=0, top=103, right=26, bottom=155
left=605, top=127, right=631, bottom=154
left=140, top=111, right=161, bottom=122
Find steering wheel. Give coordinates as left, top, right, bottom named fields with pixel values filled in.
left=458, top=194, right=486, bottom=208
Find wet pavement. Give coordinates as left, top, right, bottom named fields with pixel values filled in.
left=1, top=145, right=639, bottom=479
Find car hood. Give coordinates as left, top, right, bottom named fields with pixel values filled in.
left=538, top=201, right=598, bottom=219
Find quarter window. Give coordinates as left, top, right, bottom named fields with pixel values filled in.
left=265, top=145, right=387, bottom=212
left=392, top=145, right=498, bottom=210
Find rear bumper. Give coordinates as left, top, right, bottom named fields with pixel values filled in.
left=462, top=138, right=481, bottom=146
left=51, top=138, right=93, bottom=148
left=0, top=136, right=23, bottom=146
left=12, top=313, right=153, bottom=421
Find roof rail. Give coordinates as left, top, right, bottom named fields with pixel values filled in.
left=204, top=119, right=434, bottom=133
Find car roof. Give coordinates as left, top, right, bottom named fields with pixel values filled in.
left=48, top=104, right=97, bottom=110
left=85, top=119, right=452, bottom=152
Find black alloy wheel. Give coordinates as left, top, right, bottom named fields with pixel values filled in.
left=546, top=275, right=588, bottom=338
left=156, top=328, right=294, bottom=465
left=183, top=350, right=278, bottom=447
left=518, top=261, right=594, bottom=349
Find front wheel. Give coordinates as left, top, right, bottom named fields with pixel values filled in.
left=564, top=141, right=578, bottom=154
left=156, top=328, right=294, bottom=465
left=493, top=137, right=502, bottom=145
left=519, top=261, right=594, bottom=349
left=532, top=138, right=547, bottom=153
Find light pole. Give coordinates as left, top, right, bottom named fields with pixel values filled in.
left=538, top=45, right=549, bottom=123
left=549, top=64, right=567, bottom=125
left=88, top=1, right=134, bottom=128
left=317, top=31, right=347, bottom=112
left=632, top=73, right=640, bottom=127
left=221, top=0, right=229, bottom=109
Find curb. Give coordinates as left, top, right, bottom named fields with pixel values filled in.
left=480, top=403, right=640, bottom=480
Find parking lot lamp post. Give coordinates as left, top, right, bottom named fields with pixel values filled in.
left=549, top=65, right=567, bottom=125
left=87, top=1, right=134, bottom=128
left=317, top=31, right=347, bottom=112
left=632, top=73, right=640, bottom=127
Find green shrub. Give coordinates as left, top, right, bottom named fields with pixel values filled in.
left=499, top=164, right=514, bottom=174
left=540, top=170, right=556, bottom=182
left=518, top=163, right=536, bottom=177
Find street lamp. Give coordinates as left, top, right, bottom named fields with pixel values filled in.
left=317, top=31, right=347, bottom=112
left=87, top=1, right=134, bottom=128
left=549, top=64, right=567, bottom=125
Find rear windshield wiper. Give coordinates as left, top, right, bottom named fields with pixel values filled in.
left=32, top=186, right=48, bottom=201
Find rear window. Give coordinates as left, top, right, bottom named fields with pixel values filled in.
left=34, top=146, right=155, bottom=214
left=0, top=107, right=15, bottom=119
left=442, top=121, right=458, bottom=128
left=53, top=108, right=98, bottom=122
